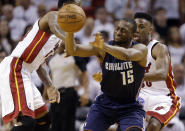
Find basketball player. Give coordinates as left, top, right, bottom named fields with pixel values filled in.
left=0, top=10, right=65, bottom=131
left=134, top=12, right=180, bottom=131
left=65, top=18, right=147, bottom=131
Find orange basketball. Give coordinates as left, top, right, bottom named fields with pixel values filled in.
left=57, top=4, right=86, bottom=32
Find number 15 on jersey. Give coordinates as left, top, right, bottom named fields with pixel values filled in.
left=120, top=70, right=134, bottom=85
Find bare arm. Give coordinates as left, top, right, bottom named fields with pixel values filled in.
left=179, top=0, right=185, bottom=22
left=90, top=33, right=147, bottom=66
left=103, top=43, right=147, bottom=62
left=65, top=32, right=105, bottom=58
left=79, top=71, right=89, bottom=94
left=37, top=63, right=60, bottom=103
left=79, top=71, right=89, bottom=106
left=47, top=11, right=65, bottom=41
left=149, top=0, right=156, bottom=14
left=37, top=63, right=52, bottom=88
left=144, top=43, right=170, bottom=81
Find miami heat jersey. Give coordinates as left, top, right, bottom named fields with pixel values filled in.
left=100, top=41, right=145, bottom=100
left=10, top=20, right=61, bottom=72
left=141, top=40, right=177, bottom=96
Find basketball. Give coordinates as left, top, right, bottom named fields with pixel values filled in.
left=57, top=4, right=86, bottom=32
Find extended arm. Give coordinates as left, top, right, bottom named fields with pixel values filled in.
left=37, top=63, right=60, bottom=103
left=144, top=43, right=170, bottom=81
left=37, top=63, right=52, bottom=87
left=47, top=11, right=65, bottom=41
left=90, top=33, right=147, bottom=62
left=65, top=32, right=104, bottom=58
left=103, top=43, right=147, bottom=61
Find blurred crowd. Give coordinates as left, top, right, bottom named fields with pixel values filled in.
left=0, top=0, right=185, bottom=131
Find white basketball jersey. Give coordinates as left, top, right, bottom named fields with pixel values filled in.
left=10, top=20, right=61, bottom=72
left=141, top=40, right=177, bottom=96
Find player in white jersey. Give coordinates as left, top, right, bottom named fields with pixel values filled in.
left=134, top=13, right=180, bottom=131
left=0, top=9, right=65, bottom=131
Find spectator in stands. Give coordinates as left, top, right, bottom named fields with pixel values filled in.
left=153, top=7, right=168, bottom=41
left=179, top=23, right=185, bottom=44
left=150, top=0, right=181, bottom=26
left=127, top=0, right=150, bottom=13
left=174, top=64, right=185, bottom=107
left=123, top=9, right=134, bottom=19
left=0, top=50, right=6, bottom=62
left=2, top=4, right=27, bottom=41
left=0, top=19, right=14, bottom=55
left=37, top=4, right=47, bottom=18
left=105, top=0, right=128, bottom=20
left=182, top=53, right=185, bottom=68
left=0, top=0, right=15, bottom=6
left=81, top=0, right=92, bottom=8
left=179, top=107, right=185, bottom=127
left=92, top=6, right=114, bottom=40
left=167, top=26, right=185, bottom=65
left=14, top=0, right=38, bottom=25
left=31, top=0, right=58, bottom=11
left=76, top=17, right=95, bottom=45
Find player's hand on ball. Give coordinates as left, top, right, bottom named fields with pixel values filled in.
left=90, top=32, right=105, bottom=49
left=47, top=86, right=60, bottom=103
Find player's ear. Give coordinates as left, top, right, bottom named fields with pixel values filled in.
left=149, top=24, right=153, bottom=34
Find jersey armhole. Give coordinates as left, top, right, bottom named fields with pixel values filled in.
left=151, top=42, right=159, bottom=60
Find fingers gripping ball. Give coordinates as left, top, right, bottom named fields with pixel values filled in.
left=57, top=4, right=86, bottom=32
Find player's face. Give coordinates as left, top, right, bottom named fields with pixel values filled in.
left=135, top=18, right=152, bottom=44
left=114, top=20, right=133, bottom=43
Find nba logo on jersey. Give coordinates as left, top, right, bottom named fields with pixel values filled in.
left=137, top=96, right=145, bottom=106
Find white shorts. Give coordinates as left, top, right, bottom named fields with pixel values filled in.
left=139, top=90, right=180, bottom=126
left=0, top=56, right=47, bottom=124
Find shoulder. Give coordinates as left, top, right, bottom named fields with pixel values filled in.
left=133, top=43, right=148, bottom=54
left=41, top=11, right=58, bottom=22
left=46, top=11, right=58, bottom=16
left=39, top=11, right=58, bottom=31
left=152, top=42, right=169, bottom=58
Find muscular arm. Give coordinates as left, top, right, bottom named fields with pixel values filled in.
left=65, top=32, right=105, bottom=58
left=103, top=43, right=147, bottom=64
left=144, top=43, right=170, bottom=81
left=37, top=63, right=53, bottom=88
left=47, top=11, right=65, bottom=41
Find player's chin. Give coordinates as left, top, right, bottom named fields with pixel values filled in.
left=133, top=36, right=141, bottom=42
left=114, top=36, right=122, bottom=42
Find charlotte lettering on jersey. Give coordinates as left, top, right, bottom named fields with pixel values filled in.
left=105, top=61, right=133, bottom=71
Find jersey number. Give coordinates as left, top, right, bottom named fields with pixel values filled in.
left=121, top=70, right=134, bottom=85
left=142, top=81, right=152, bottom=87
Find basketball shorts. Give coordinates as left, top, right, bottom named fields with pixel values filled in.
left=83, top=94, right=145, bottom=131
left=0, top=56, right=47, bottom=123
left=139, top=91, right=180, bottom=126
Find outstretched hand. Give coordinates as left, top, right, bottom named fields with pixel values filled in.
left=89, top=32, right=105, bottom=49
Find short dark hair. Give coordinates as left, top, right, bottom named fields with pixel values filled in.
left=134, top=12, right=153, bottom=24
left=122, top=18, right=137, bottom=33
left=58, top=0, right=76, bottom=8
